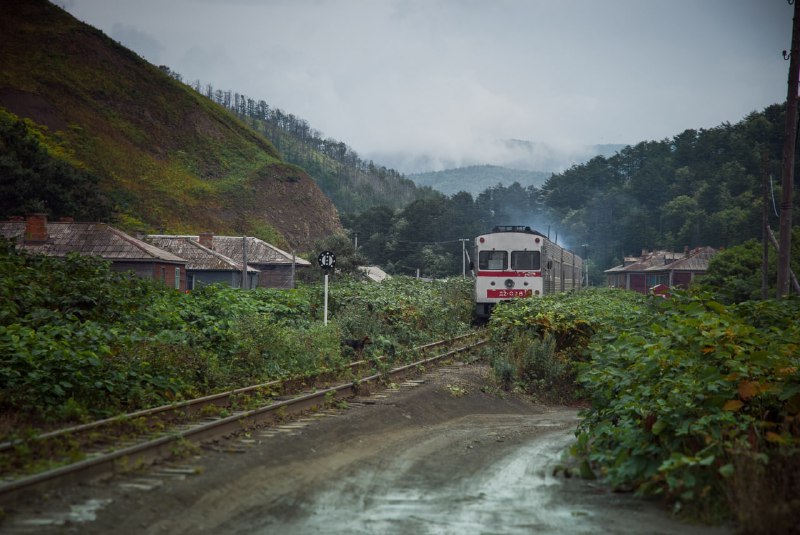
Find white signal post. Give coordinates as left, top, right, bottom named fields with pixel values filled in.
left=317, top=251, right=336, bottom=325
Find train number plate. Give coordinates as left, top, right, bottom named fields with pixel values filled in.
left=487, top=289, right=532, bottom=298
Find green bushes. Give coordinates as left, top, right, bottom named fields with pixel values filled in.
left=487, top=288, right=650, bottom=400
left=485, top=287, right=799, bottom=527
left=491, top=332, right=566, bottom=399
left=576, top=293, right=800, bottom=526
left=325, top=276, right=473, bottom=347
left=0, top=241, right=474, bottom=430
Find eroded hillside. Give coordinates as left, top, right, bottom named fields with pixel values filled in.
left=0, top=0, right=340, bottom=250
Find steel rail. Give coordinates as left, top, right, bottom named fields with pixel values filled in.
left=0, top=337, right=487, bottom=504
left=0, top=331, right=482, bottom=454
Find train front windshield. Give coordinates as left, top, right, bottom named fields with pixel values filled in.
left=478, top=250, right=507, bottom=270
left=511, top=251, right=540, bottom=270
left=479, top=250, right=541, bottom=271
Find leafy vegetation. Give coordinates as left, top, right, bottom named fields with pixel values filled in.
left=0, top=109, right=111, bottom=221
left=487, top=288, right=649, bottom=401
left=698, top=228, right=800, bottom=303
left=486, top=287, right=799, bottom=529
left=0, top=240, right=473, bottom=435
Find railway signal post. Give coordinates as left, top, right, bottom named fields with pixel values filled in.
left=317, top=250, right=336, bottom=325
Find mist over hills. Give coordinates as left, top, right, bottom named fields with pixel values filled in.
left=409, top=165, right=551, bottom=197
left=367, top=139, right=628, bottom=176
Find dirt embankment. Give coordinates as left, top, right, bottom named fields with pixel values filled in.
left=2, top=363, right=731, bottom=534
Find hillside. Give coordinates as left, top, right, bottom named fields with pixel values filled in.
left=181, top=79, right=435, bottom=214
left=0, top=0, right=340, bottom=250
left=408, top=165, right=551, bottom=196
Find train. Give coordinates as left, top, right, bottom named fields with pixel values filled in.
left=472, top=225, right=583, bottom=319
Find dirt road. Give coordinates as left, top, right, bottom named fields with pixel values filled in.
left=2, top=363, right=731, bottom=534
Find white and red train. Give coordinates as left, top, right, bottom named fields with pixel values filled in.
left=472, top=225, right=583, bottom=319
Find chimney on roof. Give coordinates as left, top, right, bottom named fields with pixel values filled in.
left=683, top=245, right=689, bottom=256
left=59, top=216, right=74, bottom=222
left=199, top=232, right=213, bottom=249
left=25, top=213, right=48, bottom=243
left=641, top=248, right=648, bottom=257
left=9, top=215, right=24, bottom=221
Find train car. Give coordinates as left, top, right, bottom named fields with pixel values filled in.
left=473, top=225, right=583, bottom=319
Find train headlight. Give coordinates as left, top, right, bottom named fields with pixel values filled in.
left=504, top=278, right=514, bottom=289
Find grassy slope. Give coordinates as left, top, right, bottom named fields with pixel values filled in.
left=0, top=0, right=340, bottom=249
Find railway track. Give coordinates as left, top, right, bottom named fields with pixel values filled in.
left=0, top=332, right=488, bottom=505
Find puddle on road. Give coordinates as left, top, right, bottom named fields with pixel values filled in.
left=252, top=417, right=728, bottom=535
left=255, top=426, right=600, bottom=534
left=347, top=427, right=591, bottom=534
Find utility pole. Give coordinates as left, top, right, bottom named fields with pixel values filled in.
left=459, top=238, right=469, bottom=278
left=242, top=236, right=248, bottom=290
left=762, top=150, right=771, bottom=300
left=778, top=0, right=800, bottom=297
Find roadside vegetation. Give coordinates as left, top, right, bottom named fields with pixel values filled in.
left=0, top=239, right=473, bottom=437
left=487, top=274, right=799, bottom=531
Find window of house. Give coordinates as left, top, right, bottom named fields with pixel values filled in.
left=511, top=251, right=540, bottom=270
left=174, top=267, right=181, bottom=289
left=479, top=250, right=507, bottom=270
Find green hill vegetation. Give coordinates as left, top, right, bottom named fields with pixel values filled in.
left=0, top=0, right=340, bottom=250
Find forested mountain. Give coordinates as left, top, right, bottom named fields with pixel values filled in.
left=344, top=104, right=799, bottom=283
left=408, top=165, right=551, bottom=196
left=0, top=0, right=340, bottom=250
left=170, top=73, right=436, bottom=215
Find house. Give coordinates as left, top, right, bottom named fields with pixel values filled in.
left=0, top=214, right=188, bottom=290
left=146, top=233, right=311, bottom=289
left=144, top=235, right=259, bottom=290
left=605, top=247, right=717, bottom=294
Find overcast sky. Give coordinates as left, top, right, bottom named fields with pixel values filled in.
left=59, top=0, right=792, bottom=173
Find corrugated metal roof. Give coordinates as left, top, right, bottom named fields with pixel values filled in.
left=605, top=247, right=717, bottom=273
left=662, top=246, right=717, bottom=271
left=0, top=221, right=186, bottom=263
left=146, top=235, right=311, bottom=266
left=145, top=236, right=258, bottom=272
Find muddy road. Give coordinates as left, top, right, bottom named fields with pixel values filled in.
left=3, top=363, right=730, bottom=534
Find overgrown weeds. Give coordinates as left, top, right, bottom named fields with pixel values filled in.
left=0, top=242, right=474, bottom=437
left=485, top=287, right=800, bottom=528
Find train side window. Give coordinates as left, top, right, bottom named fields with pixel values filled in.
left=511, top=251, right=540, bottom=270
left=479, top=250, right=507, bottom=270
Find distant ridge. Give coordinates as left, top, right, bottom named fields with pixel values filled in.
left=409, top=165, right=551, bottom=196
left=368, top=140, right=628, bottom=176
